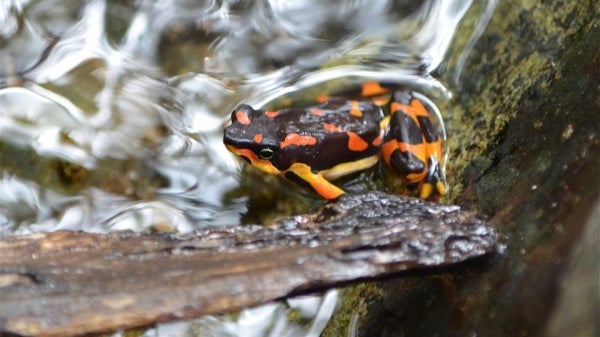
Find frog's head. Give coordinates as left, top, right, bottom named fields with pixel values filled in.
left=223, top=104, right=282, bottom=175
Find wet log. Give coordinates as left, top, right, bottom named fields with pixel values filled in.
left=0, top=191, right=498, bottom=337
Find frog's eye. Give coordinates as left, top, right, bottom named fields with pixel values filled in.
left=258, top=147, right=275, bottom=160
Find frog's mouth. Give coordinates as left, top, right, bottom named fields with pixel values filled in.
left=225, top=145, right=281, bottom=175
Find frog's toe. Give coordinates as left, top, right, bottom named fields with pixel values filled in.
left=419, top=156, right=447, bottom=199
left=418, top=179, right=447, bottom=199
left=419, top=182, right=434, bottom=199
left=435, top=180, right=448, bottom=196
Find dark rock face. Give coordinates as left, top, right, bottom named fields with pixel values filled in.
left=345, top=2, right=599, bottom=337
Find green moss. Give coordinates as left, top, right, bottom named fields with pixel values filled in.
left=286, top=306, right=315, bottom=328
left=321, top=283, right=383, bottom=337
left=435, top=0, right=597, bottom=204
left=326, top=1, right=598, bottom=335
left=121, top=327, right=148, bottom=337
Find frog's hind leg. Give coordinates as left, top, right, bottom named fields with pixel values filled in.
left=285, top=163, right=345, bottom=200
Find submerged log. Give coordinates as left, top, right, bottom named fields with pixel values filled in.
left=0, top=191, right=498, bottom=337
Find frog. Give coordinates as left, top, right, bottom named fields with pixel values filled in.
left=381, top=90, right=447, bottom=199
left=223, top=82, right=447, bottom=200
left=316, top=82, right=448, bottom=199
left=223, top=97, right=385, bottom=200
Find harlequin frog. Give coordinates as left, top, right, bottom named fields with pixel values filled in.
left=223, top=82, right=447, bottom=200
left=223, top=98, right=384, bottom=199
left=381, top=91, right=447, bottom=199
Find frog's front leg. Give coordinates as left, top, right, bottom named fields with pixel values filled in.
left=285, top=163, right=345, bottom=200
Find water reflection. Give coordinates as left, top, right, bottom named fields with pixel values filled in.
left=0, top=0, right=495, bottom=335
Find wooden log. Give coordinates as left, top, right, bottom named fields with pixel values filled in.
left=0, top=191, right=498, bottom=337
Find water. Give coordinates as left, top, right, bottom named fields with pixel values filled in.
left=0, top=0, right=496, bottom=335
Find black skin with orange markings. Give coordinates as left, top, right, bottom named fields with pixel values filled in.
left=384, top=95, right=430, bottom=175
left=223, top=82, right=447, bottom=199
left=329, top=83, right=446, bottom=197
left=385, top=110, right=439, bottom=175
left=381, top=90, right=446, bottom=198
left=223, top=98, right=383, bottom=172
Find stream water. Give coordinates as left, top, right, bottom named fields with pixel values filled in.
left=0, top=0, right=496, bottom=335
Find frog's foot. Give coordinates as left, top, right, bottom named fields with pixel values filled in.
left=387, top=150, right=446, bottom=199
left=418, top=156, right=447, bottom=199
left=285, top=163, right=345, bottom=200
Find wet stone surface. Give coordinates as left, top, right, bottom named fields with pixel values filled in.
left=337, top=2, right=599, bottom=337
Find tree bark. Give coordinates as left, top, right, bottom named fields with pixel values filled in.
left=0, top=191, right=497, bottom=337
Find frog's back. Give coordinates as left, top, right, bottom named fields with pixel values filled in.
left=223, top=98, right=384, bottom=173
left=273, top=99, right=383, bottom=172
